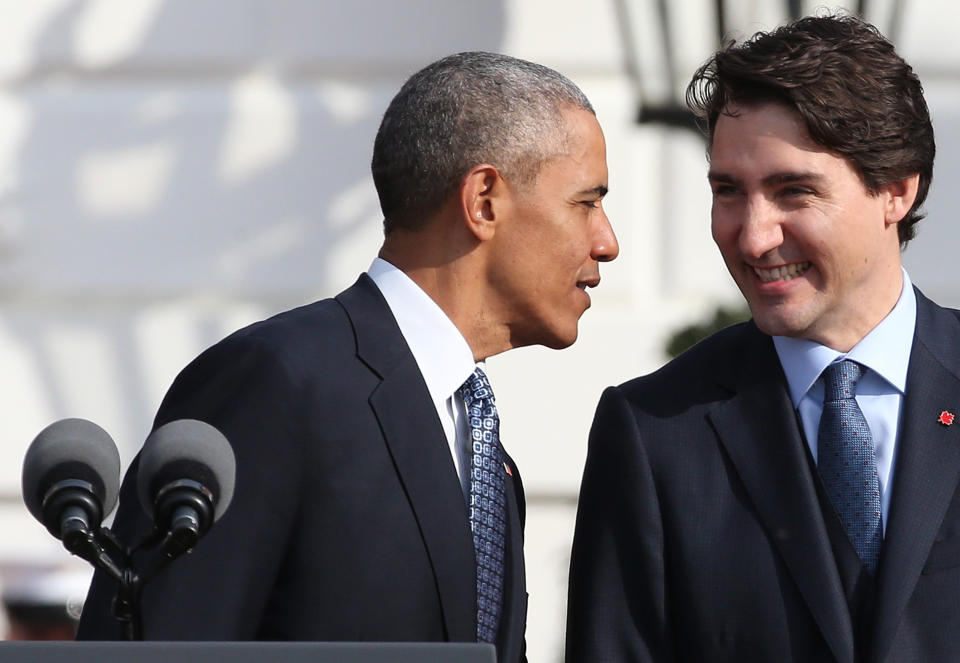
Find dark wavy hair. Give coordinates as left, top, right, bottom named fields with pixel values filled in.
left=686, top=14, right=935, bottom=246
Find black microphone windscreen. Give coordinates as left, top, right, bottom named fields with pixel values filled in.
left=22, top=418, right=121, bottom=525
left=136, top=419, right=236, bottom=522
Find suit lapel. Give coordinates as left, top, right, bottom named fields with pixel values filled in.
left=708, top=328, right=854, bottom=663
left=338, top=276, right=477, bottom=643
left=870, top=291, right=960, bottom=663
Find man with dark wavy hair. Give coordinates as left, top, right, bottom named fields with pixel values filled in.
left=567, top=14, right=955, bottom=663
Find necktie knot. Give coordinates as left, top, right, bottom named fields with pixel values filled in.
left=458, top=368, right=495, bottom=409
left=822, top=359, right=864, bottom=402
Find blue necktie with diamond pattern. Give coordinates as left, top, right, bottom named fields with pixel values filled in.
left=457, top=367, right=507, bottom=644
left=817, top=359, right=883, bottom=574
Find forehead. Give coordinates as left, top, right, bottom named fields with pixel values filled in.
left=709, top=103, right=847, bottom=178
left=712, top=103, right=815, bottom=156
left=540, top=108, right=607, bottom=179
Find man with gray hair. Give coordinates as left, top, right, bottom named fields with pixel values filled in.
left=78, top=52, right=618, bottom=662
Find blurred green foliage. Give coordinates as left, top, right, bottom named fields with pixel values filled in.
left=665, top=305, right=751, bottom=358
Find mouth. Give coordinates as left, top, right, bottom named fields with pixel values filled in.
left=577, top=275, right=601, bottom=290
left=753, top=261, right=811, bottom=283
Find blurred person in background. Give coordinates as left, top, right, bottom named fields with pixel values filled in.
left=2, top=562, right=89, bottom=640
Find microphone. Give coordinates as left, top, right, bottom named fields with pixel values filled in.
left=136, top=419, right=235, bottom=558
left=22, top=418, right=121, bottom=557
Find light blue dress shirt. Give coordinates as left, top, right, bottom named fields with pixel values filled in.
left=773, top=268, right=917, bottom=532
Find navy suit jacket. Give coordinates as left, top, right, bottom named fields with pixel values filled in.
left=567, top=289, right=960, bottom=663
left=78, top=275, right=527, bottom=663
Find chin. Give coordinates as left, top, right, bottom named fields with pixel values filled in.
left=749, top=307, right=809, bottom=339
left=516, top=325, right=579, bottom=351
left=542, top=325, right=580, bottom=350
left=509, top=308, right=583, bottom=350
left=543, top=337, right=576, bottom=350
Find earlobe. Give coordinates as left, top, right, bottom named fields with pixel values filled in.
left=461, top=164, right=503, bottom=241
left=883, top=173, right=920, bottom=226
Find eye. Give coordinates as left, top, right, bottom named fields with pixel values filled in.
left=776, top=186, right=817, bottom=206
left=579, top=200, right=600, bottom=209
left=711, top=184, right=740, bottom=198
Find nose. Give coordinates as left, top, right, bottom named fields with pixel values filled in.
left=591, top=209, right=619, bottom=263
left=736, top=196, right=783, bottom=260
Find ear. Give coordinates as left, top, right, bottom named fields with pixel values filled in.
left=882, top=173, right=920, bottom=226
left=460, top=164, right=505, bottom=241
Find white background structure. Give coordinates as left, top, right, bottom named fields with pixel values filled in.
left=0, top=1, right=956, bottom=658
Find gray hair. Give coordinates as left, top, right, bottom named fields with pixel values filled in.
left=372, top=51, right=594, bottom=234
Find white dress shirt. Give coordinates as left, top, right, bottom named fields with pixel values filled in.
left=367, top=258, right=479, bottom=494
left=773, top=268, right=917, bottom=532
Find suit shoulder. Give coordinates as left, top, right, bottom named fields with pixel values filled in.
left=226, top=296, right=352, bottom=355
left=166, top=293, right=362, bottom=403
left=153, top=286, right=384, bottom=432
left=219, top=275, right=391, bottom=365
left=940, top=304, right=960, bottom=322
left=614, top=321, right=761, bottom=414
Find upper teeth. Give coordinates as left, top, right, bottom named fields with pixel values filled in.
left=754, top=262, right=811, bottom=283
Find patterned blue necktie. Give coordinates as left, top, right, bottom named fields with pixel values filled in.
left=457, top=368, right=507, bottom=644
left=817, top=359, right=883, bottom=574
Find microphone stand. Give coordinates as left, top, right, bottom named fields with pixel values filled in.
left=64, top=523, right=206, bottom=640
left=59, top=524, right=142, bottom=640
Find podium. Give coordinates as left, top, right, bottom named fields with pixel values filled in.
left=0, top=641, right=497, bottom=662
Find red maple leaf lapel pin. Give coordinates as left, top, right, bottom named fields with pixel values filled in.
left=938, top=410, right=955, bottom=426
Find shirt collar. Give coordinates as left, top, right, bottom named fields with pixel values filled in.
left=367, top=258, right=476, bottom=402
left=773, top=267, right=916, bottom=406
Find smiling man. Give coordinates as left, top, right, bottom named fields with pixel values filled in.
left=78, top=52, right=617, bottom=663
left=566, top=15, right=957, bottom=663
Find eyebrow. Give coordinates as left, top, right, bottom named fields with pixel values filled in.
left=579, top=185, right=608, bottom=197
left=708, top=171, right=826, bottom=187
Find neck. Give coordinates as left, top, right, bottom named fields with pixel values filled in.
left=814, top=265, right=905, bottom=353
left=379, top=230, right=513, bottom=362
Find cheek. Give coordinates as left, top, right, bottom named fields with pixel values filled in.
left=546, top=222, right=587, bottom=260
left=711, top=215, right=738, bottom=254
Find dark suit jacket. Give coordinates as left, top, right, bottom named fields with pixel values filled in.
left=566, top=289, right=960, bottom=663
left=78, top=275, right=527, bottom=663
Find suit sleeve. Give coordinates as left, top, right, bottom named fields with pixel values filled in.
left=78, top=335, right=305, bottom=639
left=565, top=386, right=674, bottom=663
